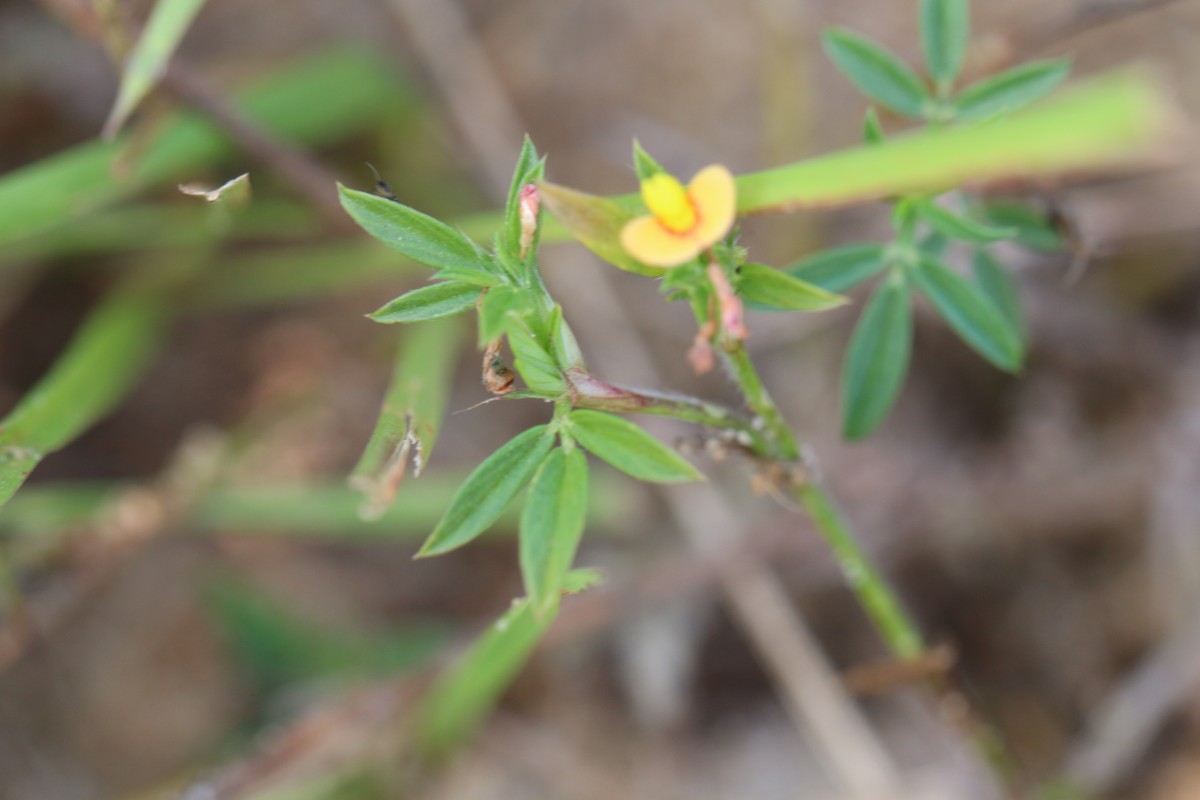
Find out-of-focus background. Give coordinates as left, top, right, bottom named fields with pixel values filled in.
left=2, top=0, right=1200, bottom=798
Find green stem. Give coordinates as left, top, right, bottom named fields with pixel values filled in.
left=795, top=483, right=923, bottom=659
left=720, top=342, right=800, bottom=460
left=721, top=340, right=924, bottom=660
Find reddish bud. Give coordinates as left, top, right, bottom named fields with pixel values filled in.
left=519, top=183, right=540, bottom=258
left=707, top=262, right=748, bottom=341
left=688, top=318, right=717, bottom=375
left=688, top=337, right=715, bottom=375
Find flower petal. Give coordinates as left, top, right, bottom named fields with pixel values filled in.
left=620, top=215, right=705, bottom=267
left=641, top=173, right=696, bottom=233
left=687, top=165, right=736, bottom=248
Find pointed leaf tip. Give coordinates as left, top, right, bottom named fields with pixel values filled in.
left=822, top=27, right=931, bottom=118
left=568, top=410, right=702, bottom=483
left=912, top=256, right=1023, bottom=372
left=418, top=425, right=555, bottom=557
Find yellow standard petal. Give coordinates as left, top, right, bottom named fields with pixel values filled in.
left=620, top=214, right=706, bottom=267
left=640, top=172, right=697, bottom=233
left=686, top=165, right=736, bottom=248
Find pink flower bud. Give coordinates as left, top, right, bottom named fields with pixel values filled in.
left=688, top=337, right=715, bottom=375
left=707, top=263, right=748, bottom=341
left=519, top=183, right=540, bottom=259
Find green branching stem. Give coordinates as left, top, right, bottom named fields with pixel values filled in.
left=560, top=343, right=925, bottom=659
left=719, top=342, right=800, bottom=461
left=664, top=249, right=925, bottom=657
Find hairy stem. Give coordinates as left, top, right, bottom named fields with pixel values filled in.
left=720, top=341, right=800, bottom=461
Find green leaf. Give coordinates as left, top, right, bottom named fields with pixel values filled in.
left=549, top=305, right=585, bottom=371
left=0, top=286, right=169, bottom=508
left=659, top=260, right=705, bottom=294
left=787, top=243, right=889, bottom=293
left=338, top=184, right=495, bottom=275
left=477, top=285, right=523, bottom=344
left=537, top=181, right=656, bottom=276
left=492, top=231, right=523, bottom=283
left=502, top=136, right=542, bottom=260
left=506, top=137, right=541, bottom=220
left=417, top=425, right=554, bottom=556
left=912, top=256, right=1023, bottom=371
left=435, top=265, right=505, bottom=288
left=821, top=28, right=931, bottom=117
left=519, top=448, right=589, bottom=615
left=920, top=201, right=1015, bottom=243
left=632, top=140, right=665, bottom=181
left=979, top=200, right=1064, bottom=252
left=415, top=597, right=552, bottom=755
left=563, top=568, right=603, bottom=593
left=738, top=262, right=847, bottom=311
left=103, top=0, right=209, bottom=138
left=568, top=410, right=702, bottom=483
left=919, top=231, right=950, bottom=259
left=863, top=107, right=885, bottom=144
left=954, top=60, right=1070, bottom=121
left=972, top=249, right=1024, bottom=340
left=350, top=318, right=464, bottom=519
left=920, top=0, right=969, bottom=92
left=369, top=281, right=481, bottom=324
left=506, top=315, right=565, bottom=395
left=842, top=272, right=912, bottom=440
left=892, top=198, right=919, bottom=241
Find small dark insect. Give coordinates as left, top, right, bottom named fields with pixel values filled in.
left=482, top=340, right=515, bottom=395
left=1046, top=194, right=1096, bottom=286
left=366, top=162, right=398, bottom=202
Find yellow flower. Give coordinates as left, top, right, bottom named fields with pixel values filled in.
left=620, top=165, right=736, bottom=268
